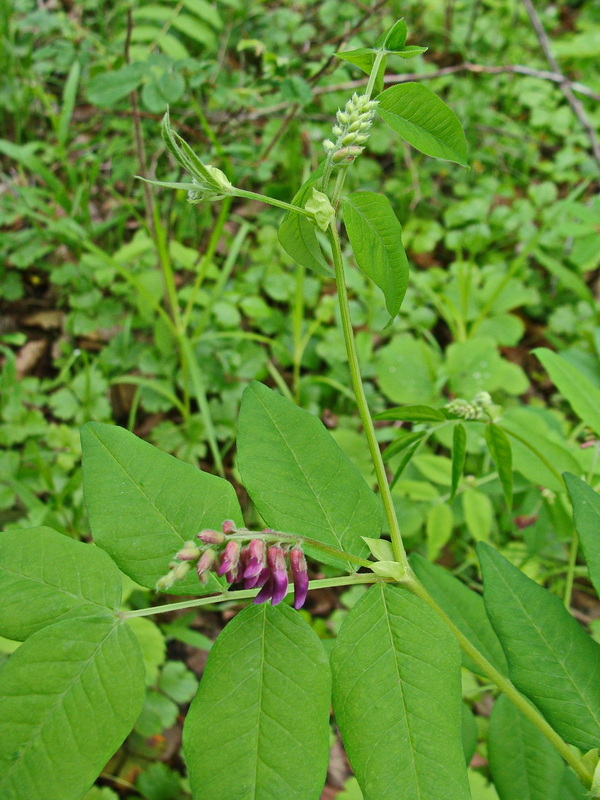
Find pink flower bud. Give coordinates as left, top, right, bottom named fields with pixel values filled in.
left=197, top=529, right=226, bottom=545
left=217, top=541, right=240, bottom=577
left=245, top=566, right=270, bottom=590
left=289, top=547, right=309, bottom=610
left=253, top=575, right=274, bottom=605
left=196, top=548, right=216, bottom=584
left=221, top=519, right=237, bottom=534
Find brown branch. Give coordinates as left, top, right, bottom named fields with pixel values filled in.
left=520, top=0, right=600, bottom=166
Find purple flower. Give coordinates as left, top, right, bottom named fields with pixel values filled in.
left=217, top=541, right=241, bottom=578
left=243, top=539, right=266, bottom=580
left=253, top=574, right=274, bottom=604
left=289, top=547, right=309, bottom=610
left=246, top=565, right=270, bottom=590
left=267, top=546, right=288, bottom=605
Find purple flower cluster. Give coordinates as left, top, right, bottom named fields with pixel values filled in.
left=158, top=521, right=309, bottom=610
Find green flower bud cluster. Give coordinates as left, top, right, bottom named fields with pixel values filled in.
left=444, top=391, right=493, bottom=420
left=323, top=93, right=378, bottom=164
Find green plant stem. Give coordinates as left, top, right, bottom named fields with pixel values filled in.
left=406, top=575, right=593, bottom=789
left=232, top=188, right=315, bottom=218
left=365, top=50, right=386, bottom=98
left=327, top=224, right=409, bottom=572
left=122, top=573, right=385, bottom=619
left=292, top=261, right=305, bottom=404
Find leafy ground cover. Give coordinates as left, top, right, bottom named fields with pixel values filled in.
left=1, top=0, right=599, bottom=797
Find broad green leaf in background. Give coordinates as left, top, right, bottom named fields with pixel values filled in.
left=342, top=191, right=409, bottom=318
left=278, top=165, right=330, bottom=277
left=376, top=83, right=468, bottom=166
left=81, top=422, right=242, bottom=594
left=184, top=604, right=331, bottom=800
left=445, top=337, right=528, bottom=398
left=564, top=474, right=600, bottom=594
left=501, top=417, right=580, bottom=493
left=331, top=583, right=470, bottom=800
left=478, top=543, right=600, bottom=750
left=86, top=63, right=146, bottom=108
left=335, top=49, right=387, bottom=95
left=237, top=382, right=381, bottom=569
left=462, top=487, right=493, bottom=543
left=426, top=502, right=454, bottom=561
left=485, top=424, right=513, bottom=508
left=0, top=614, right=145, bottom=799
left=0, top=526, right=122, bottom=641
left=451, top=423, right=467, bottom=500
left=126, top=617, right=166, bottom=685
left=534, top=348, right=600, bottom=437
left=410, top=554, right=508, bottom=677
left=375, top=334, right=441, bottom=405
left=488, top=695, right=565, bottom=800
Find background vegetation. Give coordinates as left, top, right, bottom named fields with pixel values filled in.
left=1, top=0, right=599, bottom=797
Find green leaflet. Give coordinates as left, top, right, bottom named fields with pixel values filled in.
left=410, top=554, right=508, bottom=677
left=237, top=382, right=381, bottom=570
left=183, top=604, right=331, bottom=800
left=534, top=348, right=600, bottom=438
left=564, top=473, right=600, bottom=596
left=331, top=583, right=470, bottom=800
left=461, top=704, right=478, bottom=765
left=342, top=191, right=409, bottom=319
left=376, top=83, right=468, bottom=166
left=478, top=543, right=600, bottom=751
left=278, top=164, right=331, bottom=277
left=485, top=424, right=513, bottom=509
left=81, top=422, right=242, bottom=594
left=488, top=695, right=565, bottom=800
left=0, top=526, right=122, bottom=640
left=0, top=614, right=145, bottom=800
left=450, top=422, right=467, bottom=501
left=374, top=405, right=446, bottom=422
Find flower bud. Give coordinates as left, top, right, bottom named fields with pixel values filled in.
left=175, top=540, right=201, bottom=561
left=197, top=529, right=226, bottom=545
left=156, top=572, right=176, bottom=592
left=172, top=561, right=191, bottom=581
left=221, top=519, right=237, bottom=534
left=217, top=541, right=241, bottom=577
left=196, top=548, right=216, bottom=584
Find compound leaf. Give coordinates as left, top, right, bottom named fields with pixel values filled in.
left=488, top=695, right=564, bottom=800
left=184, top=603, right=331, bottom=800
left=0, top=526, right=122, bottom=641
left=0, top=614, right=145, bottom=800
left=81, top=422, right=242, bottom=594
left=478, top=542, right=600, bottom=750
left=238, top=382, right=381, bottom=569
left=376, top=83, right=468, bottom=166
left=331, top=582, right=470, bottom=800
left=342, top=191, right=409, bottom=319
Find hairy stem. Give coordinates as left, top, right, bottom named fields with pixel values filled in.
left=122, top=573, right=386, bottom=619
left=327, top=224, right=409, bottom=571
